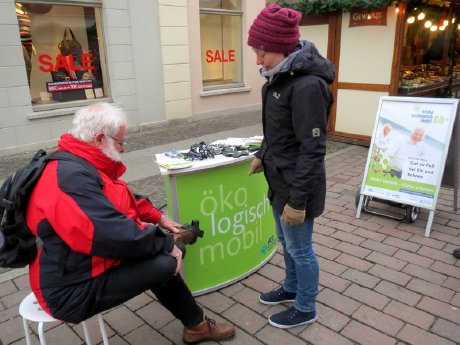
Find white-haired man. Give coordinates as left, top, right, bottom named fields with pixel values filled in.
left=26, top=102, right=234, bottom=343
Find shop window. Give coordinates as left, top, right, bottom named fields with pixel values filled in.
left=399, top=2, right=460, bottom=97
left=15, top=2, right=108, bottom=107
left=199, top=0, right=243, bottom=91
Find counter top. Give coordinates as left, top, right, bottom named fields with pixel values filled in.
left=155, top=152, right=254, bottom=176
left=398, top=78, right=460, bottom=96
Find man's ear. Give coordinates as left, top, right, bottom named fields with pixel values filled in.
left=93, top=131, right=105, bottom=148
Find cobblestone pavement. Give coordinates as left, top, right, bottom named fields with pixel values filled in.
left=1, top=111, right=460, bottom=345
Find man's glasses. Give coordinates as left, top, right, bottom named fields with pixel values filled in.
left=110, top=136, right=127, bottom=148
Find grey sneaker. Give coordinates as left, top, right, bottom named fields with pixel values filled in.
left=259, top=287, right=296, bottom=305
left=268, top=306, right=318, bottom=329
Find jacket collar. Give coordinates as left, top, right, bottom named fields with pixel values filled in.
left=57, top=134, right=126, bottom=179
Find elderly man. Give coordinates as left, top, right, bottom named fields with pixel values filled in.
left=26, top=102, right=234, bottom=343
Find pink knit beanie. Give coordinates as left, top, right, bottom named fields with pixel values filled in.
left=247, top=4, right=302, bottom=54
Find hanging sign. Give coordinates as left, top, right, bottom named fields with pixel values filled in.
left=360, top=97, right=458, bottom=210
left=349, top=7, right=387, bottom=27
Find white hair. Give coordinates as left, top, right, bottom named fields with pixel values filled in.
left=68, top=103, right=127, bottom=142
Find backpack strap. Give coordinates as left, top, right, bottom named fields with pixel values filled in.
left=46, top=150, right=104, bottom=187
left=44, top=150, right=103, bottom=276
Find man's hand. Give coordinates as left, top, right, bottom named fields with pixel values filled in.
left=159, top=215, right=181, bottom=235
left=248, top=158, right=263, bottom=175
left=281, top=204, right=306, bottom=226
left=169, top=244, right=183, bottom=275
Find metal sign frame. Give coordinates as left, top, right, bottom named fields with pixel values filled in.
left=356, top=96, right=459, bottom=237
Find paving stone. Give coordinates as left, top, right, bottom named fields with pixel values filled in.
left=340, top=268, right=380, bottom=289
left=402, top=263, right=447, bottom=285
left=397, top=324, right=456, bottom=345
left=123, top=324, right=171, bottom=345
left=242, top=274, right=278, bottom=295
left=431, top=318, right=460, bottom=344
left=256, top=263, right=285, bottom=283
left=409, top=235, right=446, bottom=250
left=451, top=292, right=460, bottom=307
left=431, top=261, right=460, bottom=279
left=443, top=276, right=460, bottom=293
left=313, top=233, right=341, bottom=248
left=383, top=300, right=435, bottom=330
left=366, top=251, right=407, bottom=271
left=316, top=303, right=350, bottom=332
left=317, top=288, right=360, bottom=315
left=343, top=284, right=390, bottom=311
left=330, top=230, right=364, bottom=245
left=222, top=304, right=267, bottom=335
left=374, top=281, right=422, bottom=306
left=335, top=242, right=372, bottom=259
left=394, top=249, right=433, bottom=268
left=123, top=292, right=154, bottom=312
left=320, top=270, right=351, bottom=293
left=104, top=305, right=145, bottom=336
left=314, top=243, right=341, bottom=260
left=0, top=281, right=18, bottom=298
left=406, top=278, right=455, bottom=303
left=196, top=291, right=235, bottom=314
left=361, top=238, right=398, bottom=256
left=135, top=300, right=175, bottom=330
left=231, top=286, right=270, bottom=314
left=368, top=264, right=412, bottom=286
left=317, top=256, right=348, bottom=276
left=417, top=296, right=460, bottom=324
left=255, top=324, right=306, bottom=345
left=300, top=322, right=354, bottom=345
left=352, top=305, right=404, bottom=336
left=341, top=320, right=397, bottom=345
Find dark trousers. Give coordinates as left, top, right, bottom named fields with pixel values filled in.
left=45, top=251, right=203, bottom=327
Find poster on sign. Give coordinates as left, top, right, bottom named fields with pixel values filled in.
left=360, top=96, right=458, bottom=210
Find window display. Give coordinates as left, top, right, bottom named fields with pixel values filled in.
left=398, top=2, right=460, bottom=96
left=199, top=0, right=243, bottom=90
left=15, top=2, right=108, bottom=106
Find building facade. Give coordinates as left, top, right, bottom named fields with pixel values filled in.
left=0, top=0, right=266, bottom=155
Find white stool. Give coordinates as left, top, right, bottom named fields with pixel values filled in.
left=19, top=292, right=109, bottom=345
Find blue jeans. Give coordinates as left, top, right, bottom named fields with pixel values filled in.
left=273, top=209, right=319, bottom=313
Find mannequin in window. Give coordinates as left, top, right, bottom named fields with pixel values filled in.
left=16, top=3, right=34, bottom=85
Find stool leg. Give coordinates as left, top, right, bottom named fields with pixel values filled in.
left=38, top=321, right=47, bottom=345
left=22, top=318, right=33, bottom=345
left=97, top=314, right=109, bottom=345
left=82, top=320, right=93, bottom=345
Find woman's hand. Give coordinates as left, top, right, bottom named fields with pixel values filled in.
left=248, top=158, right=263, bottom=175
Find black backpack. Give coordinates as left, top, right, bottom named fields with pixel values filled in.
left=0, top=149, right=102, bottom=268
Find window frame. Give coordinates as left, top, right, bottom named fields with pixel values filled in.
left=199, top=3, right=244, bottom=91
left=16, top=0, right=110, bottom=112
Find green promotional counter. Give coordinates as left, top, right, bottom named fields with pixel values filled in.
left=156, top=153, right=276, bottom=295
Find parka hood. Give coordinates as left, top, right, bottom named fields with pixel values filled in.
left=279, top=40, right=335, bottom=84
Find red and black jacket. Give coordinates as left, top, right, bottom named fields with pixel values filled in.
left=26, top=134, right=173, bottom=319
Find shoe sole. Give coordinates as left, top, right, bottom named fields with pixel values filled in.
left=259, top=296, right=295, bottom=305
left=183, top=330, right=235, bottom=344
left=268, top=313, right=318, bottom=329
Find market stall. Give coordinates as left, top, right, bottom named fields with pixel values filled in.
left=155, top=138, right=277, bottom=295
left=279, top=0, right=460, bottom=143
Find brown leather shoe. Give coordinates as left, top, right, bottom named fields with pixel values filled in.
left=183, top=316, right=235, bottom=344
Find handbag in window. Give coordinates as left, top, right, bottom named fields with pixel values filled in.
left=58, top=27, right=84, bottom=79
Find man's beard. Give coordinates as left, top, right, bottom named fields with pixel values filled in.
left=102, top=138, right=122, bottom=162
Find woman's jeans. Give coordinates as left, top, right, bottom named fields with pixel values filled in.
left=273, top=209, right=319, bottom=313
